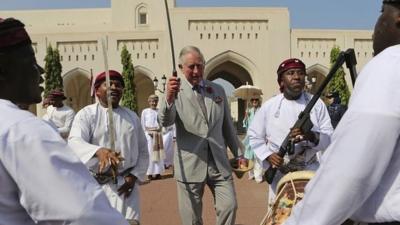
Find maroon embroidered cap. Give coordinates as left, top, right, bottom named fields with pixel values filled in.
left=383, top=0, right=400, bottom=4
left=93, top=70, right=125, bottom=89
left=276, top=58, right=306, bottom=92
left=276, top=58, right=306, bottom=77
left=49, top=89, right=67, bottom=100
left=0, top=18, right=32, bottom=52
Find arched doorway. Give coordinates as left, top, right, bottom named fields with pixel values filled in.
left=206, top=61, right=254, bottom=134
left=306, top=64, right=328, bottom=95
left=63, top=68, right=92, bottom=112
left=134, top=66, right=155, bottom=115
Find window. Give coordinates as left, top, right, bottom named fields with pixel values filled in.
left=139, top=13, right=147, bottom=24
left=137, top=5, right=148, bottom=25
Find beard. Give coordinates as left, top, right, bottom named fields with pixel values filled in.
left=283, top=87, right=303, bottom=100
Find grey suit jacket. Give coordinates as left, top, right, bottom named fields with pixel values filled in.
left=159, top=79, right=240, bottom=182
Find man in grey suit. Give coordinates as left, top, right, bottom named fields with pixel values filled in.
left=159, top=46, right=244, bottom=225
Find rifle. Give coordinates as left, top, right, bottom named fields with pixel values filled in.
left=264, top=49, right=358, bottom=184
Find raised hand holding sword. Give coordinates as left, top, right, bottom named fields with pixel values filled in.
left=98, top=38, right=135, bottom=198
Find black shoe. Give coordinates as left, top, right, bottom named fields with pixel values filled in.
left=148, top=175, right=153, bottom=180
left=154, top=174, right=162, bottom=180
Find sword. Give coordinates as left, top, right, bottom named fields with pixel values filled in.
left=164, top=0, right=178, bottom=78
left=101, top=38, right=118, bottom=184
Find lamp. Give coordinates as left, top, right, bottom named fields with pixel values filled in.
left=305, top=75, right=317, bottom=92
left=311, top=76, right=317, bottom=84
left=153, top=74, right=167, bottom=93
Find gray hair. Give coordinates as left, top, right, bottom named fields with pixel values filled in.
left=178, top=45, right=205, bottom=65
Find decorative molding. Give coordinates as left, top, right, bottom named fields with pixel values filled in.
left=354, top=39, right=373, bottom=59
left=189, top=20, right=268, bottom=41
left=57, top=41, right=98, bottom=53
left=117, top=39, right=159, bottom=60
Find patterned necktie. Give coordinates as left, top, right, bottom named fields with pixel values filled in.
left=193, top=85, right=207, bottom=121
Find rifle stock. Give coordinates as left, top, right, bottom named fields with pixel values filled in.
left=264, top=49, right=357, bottom=184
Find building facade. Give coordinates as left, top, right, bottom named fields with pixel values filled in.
left=1, top=0, right=373, bottom=131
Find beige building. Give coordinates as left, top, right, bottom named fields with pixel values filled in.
left=1, top=0, right=373, bottom=131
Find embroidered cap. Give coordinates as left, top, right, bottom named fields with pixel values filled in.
left=93, top=70, right=125, bottom=89
left=277, top=58, right=306, bottom=77
left=276, top=58, right=306, bottom=92
left=49, top=89, right=67, bottom=100
left=383, top=0, right=400, bottom=4
left=0, top=18, right=32, bottom=52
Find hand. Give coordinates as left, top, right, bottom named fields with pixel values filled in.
left=289, top=128, right=318, bottom=144
left=166, top=76, right=181, bottom=104
left=118, top=174, right=137, bottom=199
left=267, top=153, right=283, bottom=168
left=289, top=127, right=304, bottom=143
left=95, top=148, right=124, bottom=173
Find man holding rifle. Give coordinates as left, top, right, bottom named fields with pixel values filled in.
left=284, top=1, right=400, bottom=224
left=247, top=58, right=333, bottom=203
left=69, top=70, right=149, bottom=225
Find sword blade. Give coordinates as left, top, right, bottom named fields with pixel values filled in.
left=101, top=38, right=116, bottom=152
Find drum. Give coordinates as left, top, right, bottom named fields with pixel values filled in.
left=260, top=170, right=315, bottom=225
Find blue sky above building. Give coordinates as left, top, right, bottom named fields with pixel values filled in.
left=0, top=0, right=380, bottom=30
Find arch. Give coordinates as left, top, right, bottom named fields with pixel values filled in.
left=205, top=51, right=258, bottom=134
left=307, top=63, right=329, bottom=75
left=306, top=63, right=328, bottom=94
left=204, top=50, right=258, bottom=83
left=62, top=68, right=92, bottom=112
left=134, top=65, right=155, bottom=114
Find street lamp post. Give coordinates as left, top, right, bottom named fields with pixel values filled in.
left=153, top=74, right=167, bottom=93
left=305, top=75, right=317, bottom=93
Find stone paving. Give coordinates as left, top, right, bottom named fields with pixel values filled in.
left=139, top=168, right=269, bottom=225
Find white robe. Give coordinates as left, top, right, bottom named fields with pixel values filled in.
left=163, top=124, right=176, bottom=167
left=68, top=103, right=149, bottom=221
left=42, top=104, right=75, bottom=139
left=248, top=92, right=333, bottom=201
left=0, top=99, right=129, bottom=225
left=141, top=108, right=165, bottom=175
left=284, top=45, right=400, bottom=225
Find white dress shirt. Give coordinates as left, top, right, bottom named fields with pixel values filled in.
left=43, top=104, right=75, bottom=138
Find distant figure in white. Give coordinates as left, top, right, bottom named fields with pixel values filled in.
left=42, top=89, right=75, bottom=139
left=141, top=94, right=166, bottom=180
left=163, top=124, right=176, bottom=170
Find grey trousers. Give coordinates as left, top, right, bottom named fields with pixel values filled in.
left=176, top=159, right=237, bottom=225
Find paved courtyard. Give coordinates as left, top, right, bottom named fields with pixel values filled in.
left=139, top=168, right=269, bottom=225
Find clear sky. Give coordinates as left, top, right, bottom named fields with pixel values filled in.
left=0, top=0, right=381, bottom=30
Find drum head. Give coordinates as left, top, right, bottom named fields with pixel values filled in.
left=262, top=170, right=315, bottom=225
left=277, top=170, right=315, bottom=193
